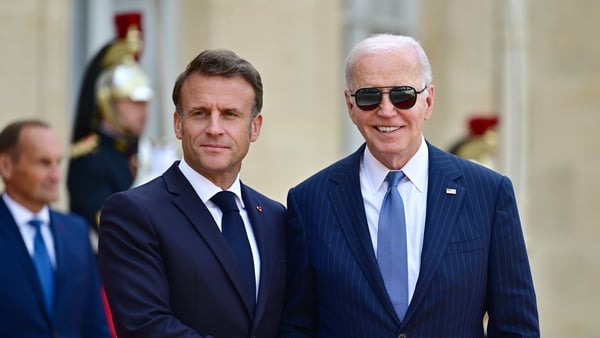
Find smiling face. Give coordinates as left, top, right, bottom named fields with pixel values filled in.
left=173, top=72, right=262, bottom=188
left=345, top=49, right=434, bottom=170
left=0, top=125, right=63, bottom=212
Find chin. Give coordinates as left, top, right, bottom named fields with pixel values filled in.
left=372, top=140, right=404, bottom=152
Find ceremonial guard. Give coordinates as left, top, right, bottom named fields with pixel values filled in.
left=67, top=12, right=153, bottom=233
left=448, top=115, right=499, bottom=169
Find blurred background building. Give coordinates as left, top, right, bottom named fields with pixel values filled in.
left=1, top=0, right=598, bottom=336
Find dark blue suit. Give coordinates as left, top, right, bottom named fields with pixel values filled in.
left=281, top=143, right=539, bottom=337
left=98, top=162, right=287, bottom=338
left=0, top=198, right=110, bottom=337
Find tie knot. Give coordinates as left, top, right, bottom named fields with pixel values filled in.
left=386, top=171, right=405, bottom=188
left=28, top=219, right=43, bottom=231
left=211, top=191, right=239, bottom=212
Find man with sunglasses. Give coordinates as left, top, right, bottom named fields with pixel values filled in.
left=281, top=34, right=539, bottom=337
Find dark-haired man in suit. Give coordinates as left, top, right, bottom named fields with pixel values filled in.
left=98, top=49, right=287, bottom=338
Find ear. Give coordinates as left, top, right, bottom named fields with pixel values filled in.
left=173, top=111, right=183, bottom=140
left=423, top=85, right=435, bottom=121
left=0, top=153, right=13, bottom=180
left=249, top=114, right=263, bottom=142
left=344, top=89, right=359, bottom=125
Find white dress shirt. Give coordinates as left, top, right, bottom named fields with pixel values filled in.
left=178, top=159, right=261, bottom=299
left=2, top=193, right=56, bottom=267
left=359, top=136, right=429, bottom=302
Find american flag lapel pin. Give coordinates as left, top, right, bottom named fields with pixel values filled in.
left=446, top=188, right=457, bottom=195
left=256, top=205, right=263, bottom=212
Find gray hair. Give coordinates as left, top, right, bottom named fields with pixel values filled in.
left=344, top=33, right=432, bottom=90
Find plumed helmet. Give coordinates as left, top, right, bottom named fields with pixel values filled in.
left=95, top=62, right=153, bottom=135
left=71, top=12, right=153, bottom=142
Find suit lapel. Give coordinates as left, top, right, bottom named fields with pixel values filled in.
left=0, top=198, right=53, bottom=321
left=404, top=144, right=464, bottom=322
left=0, top=199, right=31, bottom=266
left=162, top=164, right=255, bottom=316
left=50, top=212, right=67, bottom=323
left=241, top=186, right=268, bottom=322
left=329, top=146, right=401, bottom=325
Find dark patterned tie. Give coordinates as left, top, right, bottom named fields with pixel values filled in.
left=211, top=191, right=256, bottom=312
left=377, top=171, right=409, bottom=320
left=28, top=219, right=54, bottom=313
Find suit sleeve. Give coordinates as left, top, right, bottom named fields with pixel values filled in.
left=97, top=192, right=208, bottom=338
left=486, top=176, right=540, bottom=337
left=279, top=188, right=318, bottom=337
left=82, top=235, right=113, bottom=338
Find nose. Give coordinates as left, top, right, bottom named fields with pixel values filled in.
left=206, top=113, right=224, bottom=135
left=49, top=163, right=62, bottom=182
left=377, top=91, right=397, bottom=116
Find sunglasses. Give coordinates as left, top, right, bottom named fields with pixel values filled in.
left=350, top=85, right=427, bottom=111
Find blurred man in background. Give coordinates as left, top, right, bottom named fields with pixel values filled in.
left=0, top=119, right=110, bottom=337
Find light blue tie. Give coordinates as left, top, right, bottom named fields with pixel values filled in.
left=377, top=171, right=409, bottom=321
left=29, top=219, right=54, bottom=313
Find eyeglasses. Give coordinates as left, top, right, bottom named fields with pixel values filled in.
left=350, top=85, right=428, bottom=111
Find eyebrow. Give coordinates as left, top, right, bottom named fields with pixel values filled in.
left=185, top=106, right=243, bottom=115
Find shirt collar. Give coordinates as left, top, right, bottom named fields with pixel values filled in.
left=362, top=135, right=429, bottom=193
left=2, top=193, right=51, bottom=226
left=178, top=158, right=244, bottom=208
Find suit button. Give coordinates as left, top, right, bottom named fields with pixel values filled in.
left=398, top=334, right=407, bottom=338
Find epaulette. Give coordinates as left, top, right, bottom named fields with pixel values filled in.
left=70, top=133, right=99, bottom=159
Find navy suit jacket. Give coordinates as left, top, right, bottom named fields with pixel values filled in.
left=281, top=143, right=539, bottom=337
left=98, top=162, right=287, bottom=338
left=0, top=197, right=110, bottom=338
